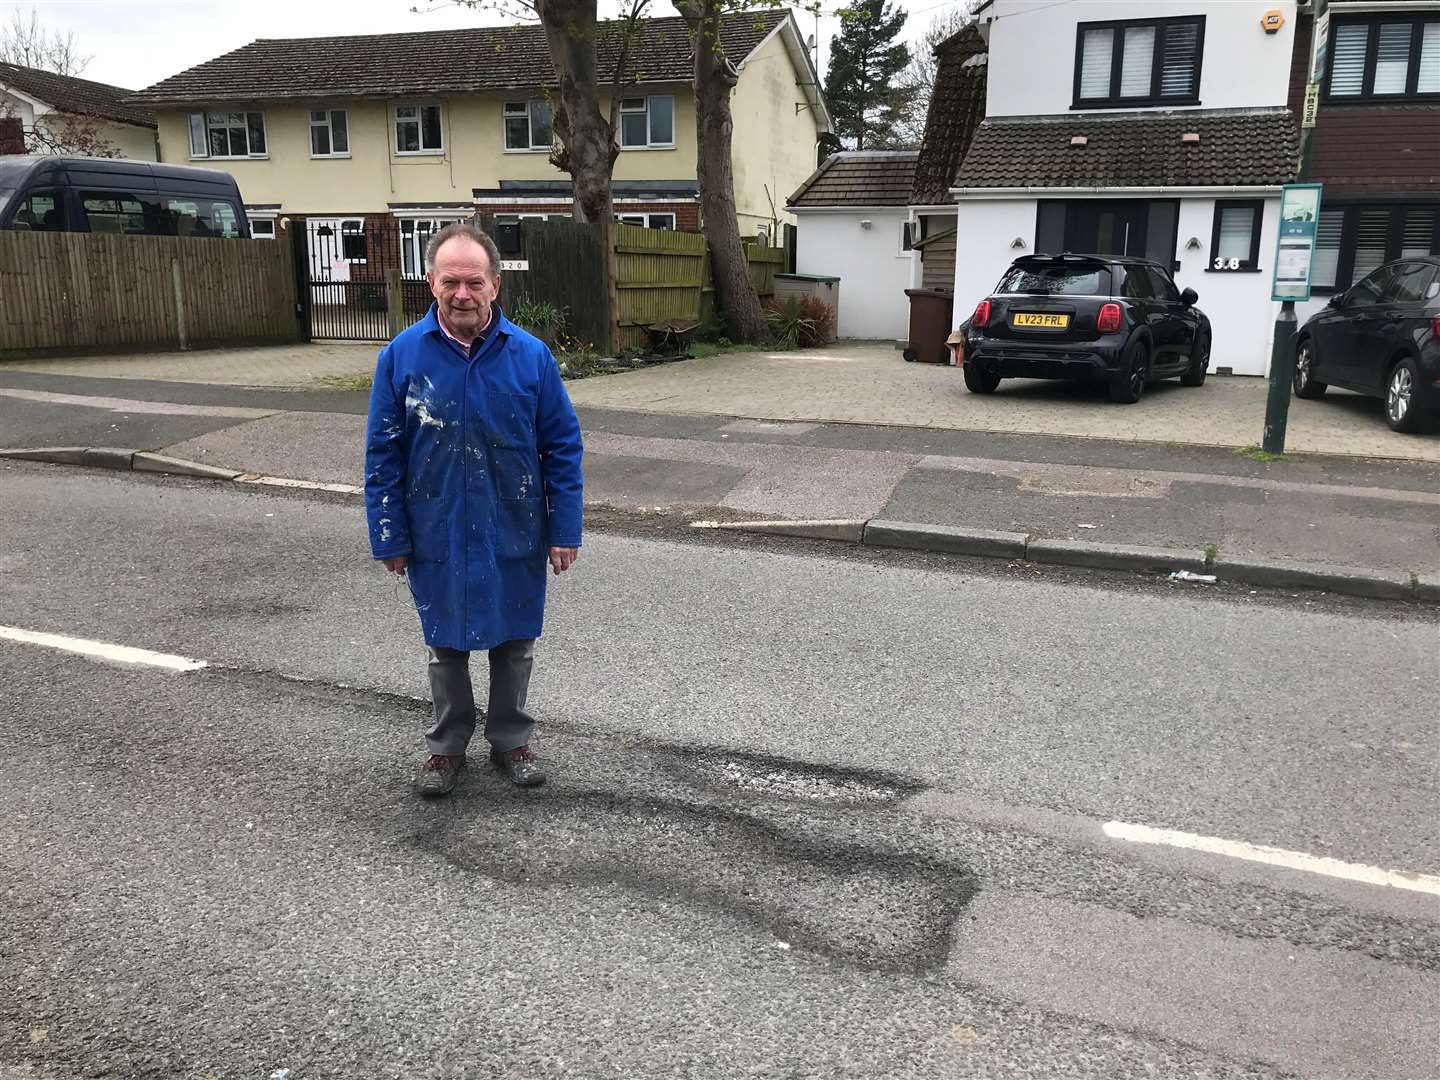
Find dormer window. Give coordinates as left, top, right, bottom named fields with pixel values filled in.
left=1073, top=16, right=1204, bottom=109
left=1325, top=15, right=1440, bottom=102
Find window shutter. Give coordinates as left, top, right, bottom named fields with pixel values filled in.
left=1160, top=22, right=1199, bottom=97
left=1418, top=22, right=1440, bottom=94
left=1352, top=209, right=1391, bottom=282
left=1311, top=209, right=1342, bottom=288
left=1329, top=23, right=1369, bottom=95
left=1119, top=26, right=1155, bottom=97
left=1401, top=209, right=1435, bottom=257
left=1373, top=23, right=1412, bottom=94
left=1216, top=206, right=1255, bottom=262
left=1079, top=28, right=1113, bottom=98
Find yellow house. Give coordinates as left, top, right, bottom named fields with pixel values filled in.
left=129, top=9, right=828, bottom=278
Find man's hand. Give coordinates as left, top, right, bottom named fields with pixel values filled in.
left=549, top=547, right=579, bottom=576
left=382, top=555, right=410, bottom=575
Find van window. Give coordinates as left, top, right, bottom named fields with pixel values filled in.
left=81, top=192, right=161, bottom=235
left=10, top=191, right=66, bottom=231
left=165, top=197, right=242, bottom=239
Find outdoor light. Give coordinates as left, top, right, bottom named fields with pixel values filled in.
left=1010, top=237, right=1026, bottom=249
left=860, top=219, right=873, bottom=229
left=1186, top=236, right=1202, bottom=250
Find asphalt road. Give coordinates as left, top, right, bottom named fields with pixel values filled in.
left=2, top=462, right=1437, bottom=1080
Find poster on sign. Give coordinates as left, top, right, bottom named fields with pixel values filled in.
left=330, top=258, right=351, bottom=283
left=1271, top=184, right=1323, bottom=302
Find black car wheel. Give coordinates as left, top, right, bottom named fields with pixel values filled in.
left=1108, top=339, right=1149, bottom=404
left=1180, top=330, right=1209, bottom=387
left=964, top=365, right=1001, bottom=394
left=1386, top=358, right=1425, bottom=433
left=1293, top=338, right=1327, bottom=399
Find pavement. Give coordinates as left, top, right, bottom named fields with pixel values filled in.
left=6, top=339, right=1438, bottom=460
left=2, top=462, right=1438, bottom=1079
left=1, top=344, right=1436, bottom=600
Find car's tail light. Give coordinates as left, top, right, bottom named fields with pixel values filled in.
left=1431, top=315, right=1440, bottom=339
left=972, top=299, right=991, bottom=328
left=1097, top=302, right=1123, bottom=334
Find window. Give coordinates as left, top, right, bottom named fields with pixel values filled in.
left=164, top=197, right=242, bottom=238
left=1074, top=16, right=1203, bottom=107
left=1325, top=15, right=1440, bottom=101
left=399, top=217, right=462, bottom=277
left=9, top=190, right=64, bottom=231
left=1310, top=203, right=1440, bottom=292
left=1391, top=262, right=1438, bottom=303
left=250, top=218, right=276, bottom=240
left=81, top=192, right=160, bottom=235
left=1208, top=200, right=1264, bottom=271
left=619, top=95, right=675, bottom=148
left=616, top=212, right=677, bottom=230
left=188, top=111, right=267, bottom=158
left=503, top=100, right=554, bottom=151
left=394, top=104, right=443, bottom=154
left=996, top=264, right=1111, bottom=296
left=310, top=110, right=349, bottom=157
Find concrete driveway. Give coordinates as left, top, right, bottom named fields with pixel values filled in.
left=567, top=343, right=1440, bottom=462
left=7, top=340, right=1437, bottom=461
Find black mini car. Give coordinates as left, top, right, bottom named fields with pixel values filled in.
left=961, top=254, right=1212, bottom=404
left=1294, top=256, right=1440, bottom=434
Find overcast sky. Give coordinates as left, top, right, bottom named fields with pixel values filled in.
left=5, top=0, right=963, bottom=93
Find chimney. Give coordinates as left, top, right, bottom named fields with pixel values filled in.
left=0, top=117, right=24, bottom=156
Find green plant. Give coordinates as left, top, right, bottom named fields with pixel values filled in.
left=795, top=295, right=837, bottom=346
left=313, top=373, right=373, bottom=391
left=1234, top=444, right=1285, bottom=463
left=553, top=334, right=607, bottom=379
left=763, top=297, right=813, bottom=349
left=512, top=299, right=568, bottom=335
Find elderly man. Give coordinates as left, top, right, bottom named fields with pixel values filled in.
left=364, top=223, right=584, bottom=795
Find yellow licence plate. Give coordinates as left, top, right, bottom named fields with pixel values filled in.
left=1012, top=312, right=1070, bottom=329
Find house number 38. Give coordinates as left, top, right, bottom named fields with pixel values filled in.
left=1213, top=257, right=1242, bottom=270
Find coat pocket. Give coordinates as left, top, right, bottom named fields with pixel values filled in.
left=496, top=497, right=545, bottom=560
left=406, top=498, right=450, bottom=564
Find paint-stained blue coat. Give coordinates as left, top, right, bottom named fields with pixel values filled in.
left=364, top=304, right=583, bottom=652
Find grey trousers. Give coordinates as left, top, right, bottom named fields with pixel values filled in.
left=425, top=639, right=536, bottom=757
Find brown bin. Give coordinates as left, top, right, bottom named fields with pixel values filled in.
left=902, top=288, right=954, bottom=364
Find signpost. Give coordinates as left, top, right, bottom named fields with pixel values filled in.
left=1261, top=0, right=1327, bottom=455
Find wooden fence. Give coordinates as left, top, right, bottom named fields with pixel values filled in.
left=491, top=217, right=786, bottom=353
left=0, top=230, right=300, bottom=356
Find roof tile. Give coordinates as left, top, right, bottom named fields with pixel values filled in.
left=787, top=151, right=919, bottom=208
left=0, top=62, right=155, bottom=127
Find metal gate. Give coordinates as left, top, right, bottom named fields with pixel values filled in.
left=293, top=217, right=450, bottom=341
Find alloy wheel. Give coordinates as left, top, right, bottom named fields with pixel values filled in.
left=1296, top=343, right=1313, bottom=391
left=1388, top=366, right=1412, bottom=425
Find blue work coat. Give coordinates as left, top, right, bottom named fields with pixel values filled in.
left=364, top=304, right=584, bottom=652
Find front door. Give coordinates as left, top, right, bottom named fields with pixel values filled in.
left=1066, top=201, right=1148, bottom=258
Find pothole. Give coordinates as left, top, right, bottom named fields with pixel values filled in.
left=692, top=752, right=917, bottom=805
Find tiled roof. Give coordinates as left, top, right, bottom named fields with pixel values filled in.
left=129, top=11, right=788, bottom=105
left=787, top=151, right=919, bottom=208
left=0, top=62, right=155, bottom=127
left=954, top=108, right=1300, bottom=190
left=910, top=25, right=988, bottom=205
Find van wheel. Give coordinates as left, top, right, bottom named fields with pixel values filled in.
left=1108, top=339, right=1149, bottom=404
left=964, top=365, right=1001, bottom=394
left=1180, top=331, right=1209, bottom=387
left=1293, top=338, right=1327, bottom=399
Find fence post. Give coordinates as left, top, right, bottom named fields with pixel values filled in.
left=171, top=257, right=190, bottom=350
left=384, top=269, right=404, bottom=338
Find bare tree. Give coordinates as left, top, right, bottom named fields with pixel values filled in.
left=22, top=113, right=120, bottom=157
left=672, top=0, right=772, bottom=344
left=454, top=0, right=652, bottom=353
left=890, top=4, right=978, bottom=147
left=0, top=6, right=91, bottom=75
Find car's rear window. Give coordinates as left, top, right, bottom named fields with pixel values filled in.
left=997, top=264, right=1111, bottom=296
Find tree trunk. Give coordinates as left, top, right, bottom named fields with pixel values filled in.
left=536, top=0, right=623, bottom=354
left=676, top=0, right=772, bottom=344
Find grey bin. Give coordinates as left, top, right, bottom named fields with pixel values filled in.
left=773, top=273, right=840, bottom=342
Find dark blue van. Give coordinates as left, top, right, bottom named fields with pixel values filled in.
left=0, top=156, right=251, bottom=238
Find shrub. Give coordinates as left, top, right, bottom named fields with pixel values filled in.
left=512, top=300, right=568, bottom=336
left=796, top=295, right=836, bottom=346
left=763, top=297, right=810, bottom=348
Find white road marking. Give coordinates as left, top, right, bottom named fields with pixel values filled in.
left=0, top=387, right=273, bottom=419
left=1103, top=820, right=1440, bottom=896
left=0, top=625, right=206, bottom=672
left=235, top=474, right=363, bottom=495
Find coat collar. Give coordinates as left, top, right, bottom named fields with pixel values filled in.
left=419, top=302, right=514, bottom=358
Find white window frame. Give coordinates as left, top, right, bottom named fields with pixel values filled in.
left=399, top=216, right=463, bottom=278
left=393, top=103, right=444, bottom=156
left=616, top=212, right=677, bottom=229
left=618, top=94, right=676, bottom=150
left=309, top=109, right=350, bottom=159
left=188, top=110, right=268, bottom=160
left=503, top=99, right=555, bottom=152
left=249, top=216, right=277, bottom=240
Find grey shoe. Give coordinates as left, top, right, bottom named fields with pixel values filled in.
left=416, top=753, right=464, bottom=796
left=490, top=744, right=546, bottom=787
